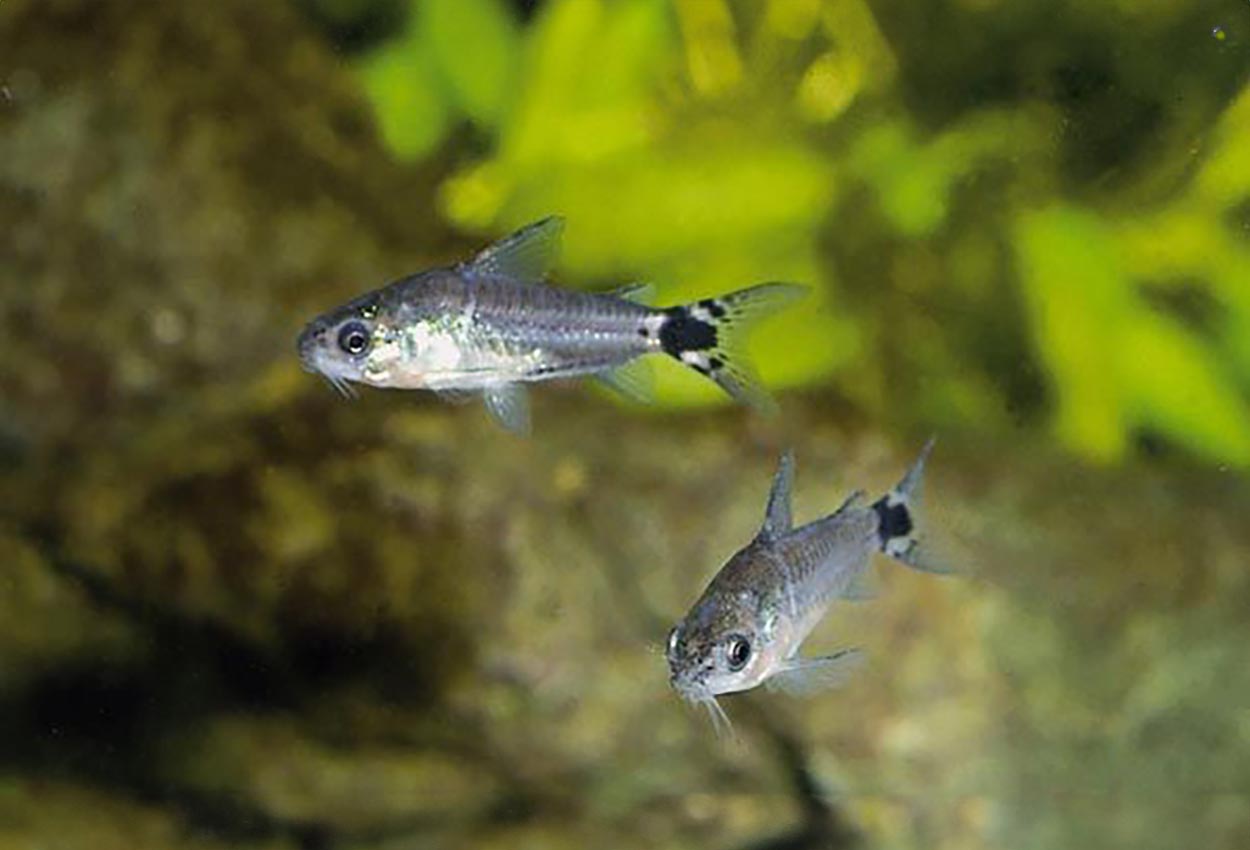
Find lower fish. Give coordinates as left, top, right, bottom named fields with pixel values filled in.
left=665, top=440, right=948, bottom=736
left=297, top=217, right=805, bottom=433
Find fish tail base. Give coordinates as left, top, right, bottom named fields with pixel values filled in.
left=657, top=283, right=806, bottom=412
left=873, top=438, right=954, bottom=574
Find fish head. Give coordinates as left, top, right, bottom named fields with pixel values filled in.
left=667, top=545, right=792, bottom=700
left=666, top=592, right=779, bottom=700
left=666, top=619, right=772, bottom=700
left=298, top=293, right=402, bottom=394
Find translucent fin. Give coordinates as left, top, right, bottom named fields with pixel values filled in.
left=482, top=384, right=531, bottom=435
left=841, top=567, right=879, bottom=601
left=896, top=437, right=935, bottom=503
left=872, top=437, right=956, bottom=574
left=594, top=357, right=655, bottom=403
left=766, top=648, right=865, bottom=696
left=607, top=282, right=655, bottom=305
left=464, top=217, right=564, bottom=281
left=659, top=282, right=807, bottom=413
left=832, top=489, right=867, bottom=515
left=435, top=388, right=477, bottom=405
left=759, top=450, right=795, bottom=541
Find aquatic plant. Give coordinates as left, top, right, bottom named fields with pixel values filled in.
left=357, top=0, right=1250, bottom=465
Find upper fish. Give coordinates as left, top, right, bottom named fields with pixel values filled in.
left=297, top=217, right=806, bottom=433
left=665, top=440, right=948, bottom=734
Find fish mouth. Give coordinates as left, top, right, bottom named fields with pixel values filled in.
left=297, top=327, right=358, bottom=399
left=670, top=673, right=713, bottom=706
left=296, top=325, right=322, bottom=374
left=670, top=673, right=736, bottom=739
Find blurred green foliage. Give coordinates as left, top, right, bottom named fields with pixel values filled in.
left=355, top=0, right=1250, bottom=465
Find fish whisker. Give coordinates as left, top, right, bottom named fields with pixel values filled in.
left=322, top=373, right=355, bottom=400
left=320, top=374, right=345, bottom=399
left=699, top=695, right=736, bottom=742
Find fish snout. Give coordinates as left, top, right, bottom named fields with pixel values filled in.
left=668, top=667, right=703, bottom=701
left=297, top=323, right=329, bottom=373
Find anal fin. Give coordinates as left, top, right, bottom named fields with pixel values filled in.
left=594, top=357, right=655, bottom=404
left=841, top=566, right=878, bottom=601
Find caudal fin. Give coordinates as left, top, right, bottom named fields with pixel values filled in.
left=657, top=283, right=806, bottom=412
left=871, top=438, right=953, bottom=574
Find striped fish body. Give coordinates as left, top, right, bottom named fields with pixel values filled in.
left=298, top=217, right=805, bottom=433
left=375, top=270, right=657, bottom=391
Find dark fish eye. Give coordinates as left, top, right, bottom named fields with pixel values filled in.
left=726, top=635, right=751, bottom=671
left=338, top=321, right=371, bottom=356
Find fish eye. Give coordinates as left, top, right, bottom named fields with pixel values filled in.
left=337, top=321, right=371, bottom=356
left=726, top=635, right=751, bottom=672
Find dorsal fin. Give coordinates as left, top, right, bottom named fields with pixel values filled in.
left=463, top=217, right=564, bottom=281
left=760, top=450, right=795, bottom=540
left=833, top=489, right=867, bottom=514
left=607, top=282, right=656, bottom=305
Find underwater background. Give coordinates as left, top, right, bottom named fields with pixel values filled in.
left=3, top=0, right=1250, bottom=847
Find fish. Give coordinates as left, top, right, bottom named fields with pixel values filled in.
left=665, top=440, right=948, bottom=735
left=297, top=217, right=806, bottom=434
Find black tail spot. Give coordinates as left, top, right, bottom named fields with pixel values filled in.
left=872, top=497, right=913, bottom=543
left=660, top=308, right=718, bottom=355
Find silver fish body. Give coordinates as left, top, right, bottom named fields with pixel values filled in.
left=298, top=217, right=805, bottom=433
left=666, top=441, right=945, bottom=725
left=302, top=269, right=654, bottom=389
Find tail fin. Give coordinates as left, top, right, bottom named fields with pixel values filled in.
left=657, top=283, right=806, bottom=412
left=871, top=438, right=952, bottom=574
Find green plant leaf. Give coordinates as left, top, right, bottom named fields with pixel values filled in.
left=418, top=0, right=520, bottom=130
left=357, top=35, right=450, bottom=161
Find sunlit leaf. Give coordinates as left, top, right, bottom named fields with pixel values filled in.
left=1019, top=205, right=1250, bottom=466
left=1016, top=207, right=1127, bottom=460
left=417, top=0, right=520, bottom=129
left=1119, top=316, right=1250, bottom=465
left=356, top=34, right=449, bottom=161
left=503, top=0, right=608, bottom=168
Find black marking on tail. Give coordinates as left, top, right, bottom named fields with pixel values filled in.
left=872, top=497, right=913, bottom=545
left=655, top=283, right=806, bottom=411
left=659, top=308, right=718, bottom=358
left=698, top=298, right=726, bottom=319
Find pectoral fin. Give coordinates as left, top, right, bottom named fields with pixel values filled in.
left=765, top=648, right=864, bottom=696
left=483, top=384, right=531, bottom=435
left=435, top=388, right=477, bottom=405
